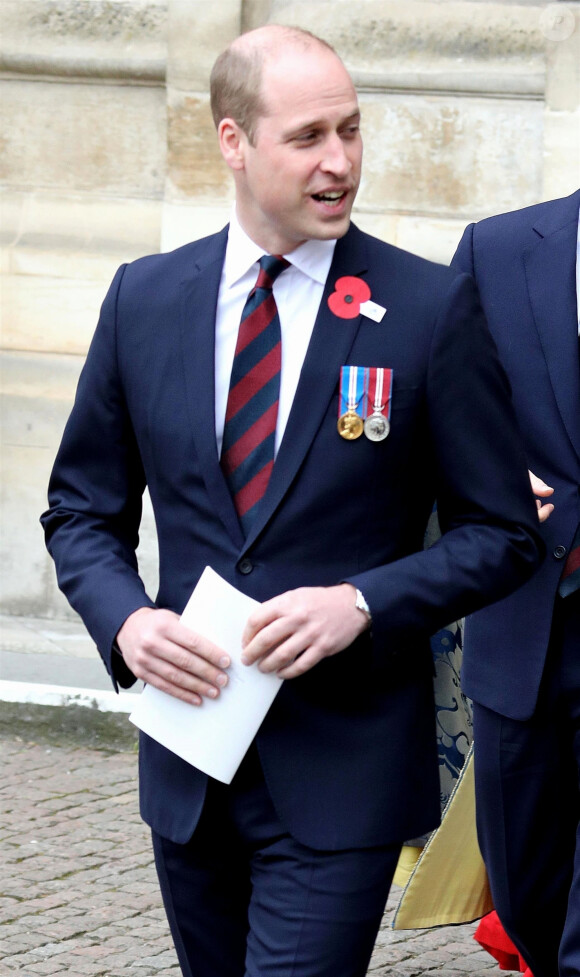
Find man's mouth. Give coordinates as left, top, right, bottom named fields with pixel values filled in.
left=311, top=190, right=348, bottom=207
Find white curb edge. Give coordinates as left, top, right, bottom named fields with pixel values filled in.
left=0, top=680, right=137, bottom=714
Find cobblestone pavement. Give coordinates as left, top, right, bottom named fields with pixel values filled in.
left=1, top=721, right=518, bottom=977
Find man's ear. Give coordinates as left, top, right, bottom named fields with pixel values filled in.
left=218, top=118, right=247, bottom=171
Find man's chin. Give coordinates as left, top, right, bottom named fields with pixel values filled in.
left=309, top=214, right=353, bottom=241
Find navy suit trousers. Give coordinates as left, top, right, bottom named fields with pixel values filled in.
left=473, top=591, right=580, bottom=977
left=152, top=745, right=401, bottom=977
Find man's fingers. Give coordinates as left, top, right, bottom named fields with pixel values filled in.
left=241, top=615, right=297, bottom=666
left=116, top=606, right=230, bottom=702
left=241, top=584, right=367, bottom=678
left=528, top=470, right=555, bottom=523
left=137, top=656, right=224, bottom=705
left=528, top=469, right=554, bottom=498
left=242, top=590, right=318, bottom=657
left=242, top=601, right=284, bottom=647
left=254, top=634, right=309, bottom=673
left=276, top=651, right=319, bottom=680
left=536, top=500, right=555, bottom=524
left=146, top=647, right=229, bottom=689
left=136, top=669, right=204, bottom=706
left=127, top=643, right=229, bottom=705
left=149, top=614, right=231, bottom=670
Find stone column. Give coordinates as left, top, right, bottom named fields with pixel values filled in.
left=162, top=0, right=243, bottom=251
left=0, top=0, right=168, bottom=619
left=542, top=2, right=580, bottom=199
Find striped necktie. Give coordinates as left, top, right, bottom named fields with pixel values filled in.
left=221, top=254, right=289, bottom=534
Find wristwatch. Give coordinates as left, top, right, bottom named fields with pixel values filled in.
left=354, top=588, right=372, bottom=623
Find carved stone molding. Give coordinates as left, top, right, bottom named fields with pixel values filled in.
left=0, top=0, right=168, bottom=85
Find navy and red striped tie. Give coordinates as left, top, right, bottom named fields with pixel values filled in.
left=221, top=254, right=289, bottom=534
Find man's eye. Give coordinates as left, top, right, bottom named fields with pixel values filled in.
left=296, top=132, right=318, bottom=143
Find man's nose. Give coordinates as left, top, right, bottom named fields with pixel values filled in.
left=320, top=134, right=352, bottom=175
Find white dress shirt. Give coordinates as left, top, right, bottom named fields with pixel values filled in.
left=214, top=211, right=336, bottom=456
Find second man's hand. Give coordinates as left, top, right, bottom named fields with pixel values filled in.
left=116, top=606, right=231, bottom=705
left=528, top=469, right=555, bottom=523
left=241, top=583, right=370, bottom=679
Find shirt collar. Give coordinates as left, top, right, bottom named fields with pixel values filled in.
left=224, top=207, right=337, bottom=289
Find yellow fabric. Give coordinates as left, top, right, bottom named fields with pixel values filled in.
left=393, top=846, right=423, bottom=888
left=393, top=746, right=493, bottom=929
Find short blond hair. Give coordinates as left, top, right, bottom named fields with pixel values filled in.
left=210, top=26, right=337, bottom=145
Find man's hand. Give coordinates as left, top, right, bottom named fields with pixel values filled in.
left=241, top=583, right=370, bottom=680
left=529, top=469, right=554, bottom=523
left=116, top=607, right=230, bottom=705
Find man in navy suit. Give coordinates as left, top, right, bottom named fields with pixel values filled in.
left=42, top=25, right=541, bottom=977
left=454, top=189, right=580, bottom=977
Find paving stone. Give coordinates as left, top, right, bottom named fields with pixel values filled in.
left=0, top=735, right=520, bottom=976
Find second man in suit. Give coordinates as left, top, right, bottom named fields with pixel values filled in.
left=454, top=189, right=580, bottom=977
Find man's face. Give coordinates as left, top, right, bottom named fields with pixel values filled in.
left=229, top=46, right=362, bottom=255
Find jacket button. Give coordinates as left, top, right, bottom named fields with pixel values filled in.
left=554, top=545, right=568, bottom=560
left=238, top=558, right=253, bottom=575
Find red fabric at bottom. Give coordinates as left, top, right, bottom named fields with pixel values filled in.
left=474, top=911, right=534, bottom=976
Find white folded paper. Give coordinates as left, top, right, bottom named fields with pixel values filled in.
left=129, top=566, right=283, bottom=783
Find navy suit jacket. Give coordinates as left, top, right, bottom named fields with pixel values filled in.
left=42, top=222, right=541, bottom=847
left=454, top=190, right=580, bottom=721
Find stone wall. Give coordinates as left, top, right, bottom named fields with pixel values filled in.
left=1, top=0, right=579, bottom=624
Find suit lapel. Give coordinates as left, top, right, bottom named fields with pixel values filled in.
left=524, top=192, right=580, bottom=462
left=179, top=227, right=245, bottom=549
left=243, top=225, right=369, bottom=551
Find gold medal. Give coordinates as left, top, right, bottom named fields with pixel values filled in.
left=338, top=366, right=365, bottom=440
left=338, top=411, right=364, bottom=440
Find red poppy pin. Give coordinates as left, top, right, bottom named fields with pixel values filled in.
left=328, top=276, right=372, bottom=319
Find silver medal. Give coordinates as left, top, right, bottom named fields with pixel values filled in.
left=364, top=368, right=390, bottom=441
left=364, top=413, right=390, bottom=441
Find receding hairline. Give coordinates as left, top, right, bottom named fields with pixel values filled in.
left=210, top=25, right=343, bottom=139
left=226, top=24, right=340, bottom=65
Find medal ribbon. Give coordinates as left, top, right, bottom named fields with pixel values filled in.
left=339, top=366, right=365, bottom=419
left=365, top=368, right=393, bottom=420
